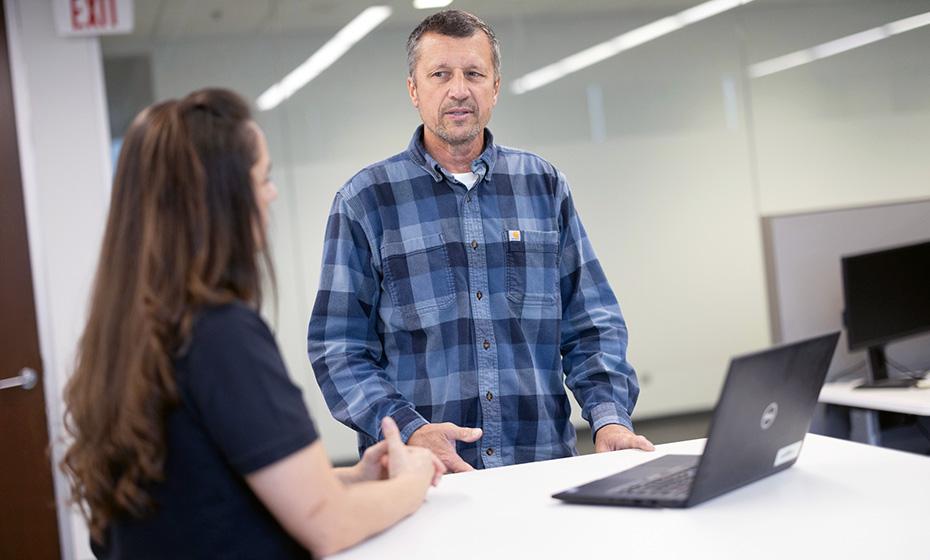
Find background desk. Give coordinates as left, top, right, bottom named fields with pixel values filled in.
left=331, top=435, right=930, bottom=560
left=820, top=381, right=930, bottom=415
left=819, top=381, right=930, bottom=444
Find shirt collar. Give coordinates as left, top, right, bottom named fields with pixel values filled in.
left=406, top=124, right=497, bottom=184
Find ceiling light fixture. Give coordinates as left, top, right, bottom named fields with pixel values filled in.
left=257, top=6, right=392, bottom=111
left=748, top=10, right=930, bottom=78
left=510, top=0, right=755, bottom=95
left=413, top=0, right=453, bottom=9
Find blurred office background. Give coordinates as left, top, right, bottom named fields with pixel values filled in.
left=95, top=0, right=930, bottom=461
left=6, top=0, right=930, bottom=557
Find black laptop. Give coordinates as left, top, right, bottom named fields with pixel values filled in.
left=553, top=332, right=840, bottom=508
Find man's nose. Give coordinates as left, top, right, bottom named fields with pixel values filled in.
left=448, top=72, right=470, bottom=100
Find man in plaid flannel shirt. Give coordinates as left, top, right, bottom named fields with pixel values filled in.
left=308, top=10, right=654, bottom=472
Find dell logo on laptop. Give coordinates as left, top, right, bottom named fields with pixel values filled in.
left=760, top=402, right=778, bottom=430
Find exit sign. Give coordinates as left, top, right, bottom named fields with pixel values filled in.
left=54, top=0, right=134, bottom=37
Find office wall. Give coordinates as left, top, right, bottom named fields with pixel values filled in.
left=744, top=2, right=930, bottom=215
left=95, top=0, right=930, bottom=462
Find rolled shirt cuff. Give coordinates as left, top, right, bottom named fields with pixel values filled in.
left=589, top=402, right=634, bottom=439
left=390, top=407, right=430, bottom=444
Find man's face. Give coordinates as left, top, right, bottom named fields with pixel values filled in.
left=407, top=31, right=500, bottom=148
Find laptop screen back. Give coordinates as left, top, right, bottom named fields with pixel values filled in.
left=687, top=332, right=839, bottom=506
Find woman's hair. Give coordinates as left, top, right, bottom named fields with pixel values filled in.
left=61, top=88, right=271, bottom=542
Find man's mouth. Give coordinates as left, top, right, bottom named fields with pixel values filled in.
left=444, top=107, right=474, bottom=119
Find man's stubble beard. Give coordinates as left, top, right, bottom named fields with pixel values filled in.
left=432, top=105, right=483, bottom=147
left=434, top=122, right=481, bottom=146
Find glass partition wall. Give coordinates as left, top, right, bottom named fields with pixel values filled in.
left=101, top=0, right=930, bottom=461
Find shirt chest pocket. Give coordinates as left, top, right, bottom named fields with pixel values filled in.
left=505, top=229, right=560, bottom=306
left=381, top=233, right=456, bottom=318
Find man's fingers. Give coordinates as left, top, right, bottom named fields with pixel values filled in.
left=447, top=423, right=483, bottom=442
left=595, top=433, right=654, bottom=452
left=616, top=434, right=655, bottom=452
left=443, top=452, right=475, bottom=473
left=430, top=454, right=446, bottom=486
left=635, top=435, right=656, bottom=451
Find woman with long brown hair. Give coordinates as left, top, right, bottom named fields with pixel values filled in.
left=61, top=88, right=444, bottom=558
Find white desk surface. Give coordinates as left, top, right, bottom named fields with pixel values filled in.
left=331, top=435, right=930, bottom=560
left=820, top=380, right=930, bottom=415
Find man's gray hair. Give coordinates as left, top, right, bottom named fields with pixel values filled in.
left=406, top=10, right=500, bottom=79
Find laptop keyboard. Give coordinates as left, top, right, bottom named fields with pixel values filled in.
left=612, top=466, right=697, bottom=497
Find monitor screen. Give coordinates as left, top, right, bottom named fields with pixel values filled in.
left=842, top=240, right=930, bottom=351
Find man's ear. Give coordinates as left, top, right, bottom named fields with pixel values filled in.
left=492, top=76, right=500, bottom=106
left=407, top=76, right=419, bottom=108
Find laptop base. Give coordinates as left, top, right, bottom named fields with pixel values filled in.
left=553, top=454, right=698, bottom=508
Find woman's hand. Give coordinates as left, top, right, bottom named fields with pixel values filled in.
left=349, top=440, right=389, bottom=483
left=341, top=417, right=446, bottom=486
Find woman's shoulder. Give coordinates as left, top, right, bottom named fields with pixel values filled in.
left=178, top=301, right=276, bottom=365
left=192, top=301, right=269, bottom=340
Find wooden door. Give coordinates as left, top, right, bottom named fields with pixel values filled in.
left=0, top=2, right=63, bottom=558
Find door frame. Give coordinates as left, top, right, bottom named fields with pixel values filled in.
left=0, top=0, right=62, bottom=556
left=4, top=0, right=115, bottom=557
left=2, top=1, right=72, bottom=558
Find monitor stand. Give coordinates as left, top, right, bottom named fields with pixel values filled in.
left=855, top=346, right=918, bottom=389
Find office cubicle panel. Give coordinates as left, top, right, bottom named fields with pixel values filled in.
left=763, top=199, right=930, bottom=381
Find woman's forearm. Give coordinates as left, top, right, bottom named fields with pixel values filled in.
left=309, top=474, right=429, bottom=557
left=247, top=439, right=435, bottom=558
left=333, top=465, right=361, bottom=485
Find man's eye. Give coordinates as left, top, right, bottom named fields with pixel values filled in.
left=432, top=71, right=448, bottom=78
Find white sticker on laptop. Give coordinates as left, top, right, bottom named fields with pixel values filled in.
left=774, top=440, right=803, bottom=468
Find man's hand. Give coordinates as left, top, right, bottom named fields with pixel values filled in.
left=594, top=424, right=655, bottom=453
left=383, top=417, right=446, bottom=487
left=407, top=422, right=483, bottom=473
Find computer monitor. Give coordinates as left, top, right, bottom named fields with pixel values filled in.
left=841, top=239, right=930, bottom=384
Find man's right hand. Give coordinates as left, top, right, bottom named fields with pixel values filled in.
left=382, top=417, right=445, bottom=487
left=407, top=422, right=483, bottom=473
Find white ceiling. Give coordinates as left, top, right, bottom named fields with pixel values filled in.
left=132, top=0, right=708, bottom=38
left=102, top=0, right=834, bottom=54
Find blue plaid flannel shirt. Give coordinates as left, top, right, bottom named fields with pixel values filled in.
left=308, top=126, right=639, bottom=468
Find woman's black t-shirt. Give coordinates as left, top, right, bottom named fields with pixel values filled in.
left=92, top=303, right=318, bottom=559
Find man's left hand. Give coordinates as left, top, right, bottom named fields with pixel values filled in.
left=594, top=424, right=655, bottom=453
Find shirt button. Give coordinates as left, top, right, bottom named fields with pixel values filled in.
left=471, top=240, right=478, bottom=250
left=465, top=195, right=472, bottom=203
left=486, top=391, right=493, bottom=401
left=486, top=448, right=494, bottom=456
left=483, top=339, right=490, bottom=350
left=476, top=291, right=483, bottom=300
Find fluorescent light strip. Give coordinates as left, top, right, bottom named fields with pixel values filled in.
left=511, top=0, right=754, bottom=95
left=257, top=6, right=392, bottom=111
left=749, top=10, right=930, bottom=79
left=413, top=0, right=453, bottom=9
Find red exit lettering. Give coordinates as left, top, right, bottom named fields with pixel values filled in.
left=70, top=0, right=120, bottom=31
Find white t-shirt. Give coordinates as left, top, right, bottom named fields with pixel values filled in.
left=451, top=171, right=479, bottom=190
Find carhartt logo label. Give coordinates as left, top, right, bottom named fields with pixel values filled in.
left=508, top=230, right=522, bottom=241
